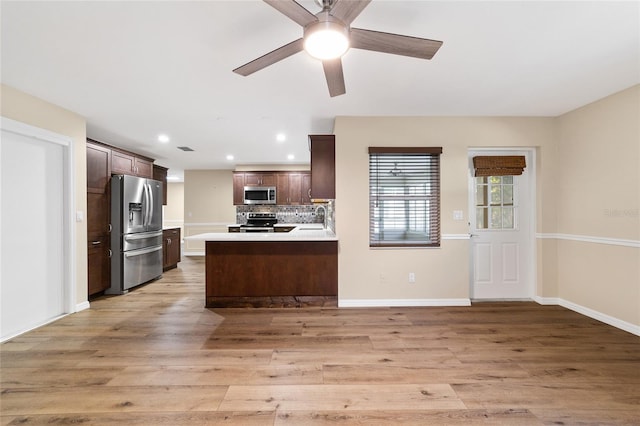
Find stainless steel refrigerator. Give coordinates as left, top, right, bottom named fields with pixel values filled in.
left=108, top=175, right=163, bottom=294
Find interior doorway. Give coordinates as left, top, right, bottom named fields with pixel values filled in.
left=468, top=149, right=535, bottom=300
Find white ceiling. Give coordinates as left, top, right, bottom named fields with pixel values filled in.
left=2, top=1, right=639, bottom=180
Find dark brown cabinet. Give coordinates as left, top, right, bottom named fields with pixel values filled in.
left=111, top=149, right=153, bottom=178
left=163, top=228, right=181, bottom=271
left=86, top=139, right=160, bottom=296
left=301, top=172, right=312, bottom=204
left=309, top=135, right=335, bottom=201
left=86, top=141, right=112, bottom=296
left=233, top=173, right=245, bottom=205
left=234, top=171, right=311, bottom=205
left=277, top=172, right=311, bottom=205
left=153, top=164, right=168, bottom=205
left=243, top=172, right=276, bottom=186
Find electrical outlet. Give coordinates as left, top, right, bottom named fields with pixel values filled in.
left=409, top=272, right=415, bottom=283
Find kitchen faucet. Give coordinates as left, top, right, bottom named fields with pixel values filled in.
left=315, top=204, right=327, bottom=229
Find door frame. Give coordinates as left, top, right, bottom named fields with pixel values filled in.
left=1, top=116, right=76, bottom=341
left=467, top=147, right=537, bottom=300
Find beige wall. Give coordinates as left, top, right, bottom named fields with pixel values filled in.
left=183, top=170, right=236, bottom=254
left=1, top=84, right=88, bottom=306
left=554, top=85, right=640, bottom=326
left=334, top=85, right=639, bottom=330
left=334, top=116, right=556, bottom=302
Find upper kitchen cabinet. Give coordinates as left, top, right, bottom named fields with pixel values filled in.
left=153, top=164, right=168, bottom=205
left=87, top=141, right=111, bottom=193
left=233, top=172, right=277, bottom=205
left=277, top=172, right=311, bottom=205
left=243, top=172, right=276, bottom=186
left=233, top=173, right=245, bottom=205
left=111, top=149, right=153, bottom=178
left=309, top=135, right=335, bottom=201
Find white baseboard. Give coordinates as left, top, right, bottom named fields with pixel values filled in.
left=76, top=301, right=90, bottom=312
left=338, top=298, right=471, bottom=308
left=184, top=251, right=205, bottom=257
left=534, top=295, right=639, bottom=336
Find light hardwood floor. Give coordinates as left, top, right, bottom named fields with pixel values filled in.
left=1, top=256, right=639, bottom=425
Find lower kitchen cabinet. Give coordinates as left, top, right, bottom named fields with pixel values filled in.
left=163, top=228, right=181, bottom=270
left=88, top=236, right=110, bottom=296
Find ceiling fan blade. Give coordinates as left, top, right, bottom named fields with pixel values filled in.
left=322, top=58, right=346, bottom=97
left=350, top=28, right=443, bottom=60
left=329, top=0, right=371, bottom=25
left=233, top=38, right=304, bottom=76
left=264, top=0, right=318, bottom=27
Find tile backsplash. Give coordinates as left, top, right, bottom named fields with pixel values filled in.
left=236, top=201, right=335, bottom=232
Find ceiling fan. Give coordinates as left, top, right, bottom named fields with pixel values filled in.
left=233, top=0, right=443, bottom=97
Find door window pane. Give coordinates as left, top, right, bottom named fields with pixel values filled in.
left=474, top=175, right=517, bottom=230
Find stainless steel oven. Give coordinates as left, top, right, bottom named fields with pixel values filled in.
left=240, top=212, right=277, bottom=232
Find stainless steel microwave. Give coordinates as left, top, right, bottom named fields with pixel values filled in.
left=243, top=186, right=276, bottom=205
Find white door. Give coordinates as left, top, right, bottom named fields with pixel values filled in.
left=1, top=118, right=72, bottom=341
left=469, top=150, right=533, bottom=300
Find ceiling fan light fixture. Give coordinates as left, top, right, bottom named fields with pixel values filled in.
left=304, top=19, right=349, bottom=60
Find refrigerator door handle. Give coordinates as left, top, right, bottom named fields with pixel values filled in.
left=142, top=182, right=149, bottom=228
left=147, top=183, right=154, bottom=227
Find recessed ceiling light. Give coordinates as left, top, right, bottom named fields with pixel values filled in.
left=276, top=133, right=286, bottom=142
left=157, top=134, right=170, bottom=143
left=287, top=154, right=295, bottom=160
left=226, top=154, right=234, bottom=161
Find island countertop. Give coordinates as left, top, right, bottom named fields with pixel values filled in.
left=185, top=223, right=337, bottom=242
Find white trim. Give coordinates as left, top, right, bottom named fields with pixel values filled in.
left=536, top=233, right=639, bottom=248
left=76, top=301, right=91, bottom=312
left=0, top=313, right=70, bottom=343
left=184, top=251, right=206, bottom=256
left=534, top=296, right=640, bottom=336
left=442, top=233, right=470, bottom=240
left=163, top=220, right=184, bottom=225
left=0, top=117, right=71, bottom=147
left=338, top=298, right=471, bottom=308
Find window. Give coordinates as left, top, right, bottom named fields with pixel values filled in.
left=475, top=175, right=516, bottom=230
left=369, top=147, right=442, bottom=247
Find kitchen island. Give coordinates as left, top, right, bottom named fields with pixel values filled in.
left=186, top=224, right=338, bottom=308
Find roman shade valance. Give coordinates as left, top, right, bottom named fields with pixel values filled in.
left=473, top=155, right=526, bottom=177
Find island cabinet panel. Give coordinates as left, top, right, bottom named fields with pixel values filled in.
left=205, top=241, right=337, bottom=307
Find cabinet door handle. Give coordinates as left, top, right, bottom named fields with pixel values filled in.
left=108, top=249, right=112, bottom=258
left=91, top=241, right=101, bottom=245
left=108, top=223, right=112, bottom=232
left=167, top=238, right=171, bottom=245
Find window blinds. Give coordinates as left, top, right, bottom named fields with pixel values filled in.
left=369, top=147, right=442, bottom=247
